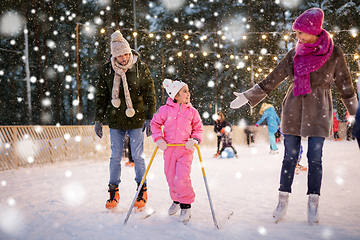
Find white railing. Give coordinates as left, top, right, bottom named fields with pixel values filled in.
left=0, top=125, right=111, bottom=171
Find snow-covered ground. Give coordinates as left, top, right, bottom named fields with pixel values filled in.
left=1, top=140, right=359, bottom=240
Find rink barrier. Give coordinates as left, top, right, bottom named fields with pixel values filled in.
left=0, top=125, right=111, bottom=171
left=0, top=123, right=348, bottom=171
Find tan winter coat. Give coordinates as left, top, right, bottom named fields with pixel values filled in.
left=243, top=46, right=358, bottom=138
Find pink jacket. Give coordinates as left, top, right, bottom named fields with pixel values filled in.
left=151, top=98, right=203, bottom=144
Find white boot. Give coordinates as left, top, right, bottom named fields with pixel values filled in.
left=308, top=194, right=319, bottom=225
left=179, top=209, right=191, bottom=224
left=273, top=191, right=289, bottom=222
left=168, top=202, right=180, bottom=216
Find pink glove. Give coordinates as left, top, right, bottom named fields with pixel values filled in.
left=156, top=139, right=167, bottom=151
left=185, top=139, right=198, bottom=150
left=255, top=124, right=258, bottom=127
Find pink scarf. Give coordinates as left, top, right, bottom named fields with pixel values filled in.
left=293, top=29, right=333, bottom=97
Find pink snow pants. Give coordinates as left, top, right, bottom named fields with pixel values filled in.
left=163, top=146, right=195, bottom=204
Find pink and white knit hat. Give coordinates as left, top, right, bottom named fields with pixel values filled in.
left=163, top=79, right=187, bottom=100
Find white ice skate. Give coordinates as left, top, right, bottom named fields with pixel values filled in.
left=168, top=202, right=180, bottom=216
left=179, top=209, right=191, bottom=224
left=270, top=149, right=279, bottom=154
left=273, top=191, right=289, bottom=223
left=308, top=194, right=319, bottom=225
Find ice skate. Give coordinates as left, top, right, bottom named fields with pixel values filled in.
left=270, top=149, right=279, bottom=154
left=125, top=161, right=134, bottom=167
left=134, top=183, right=147, bottom=211
left=179, top=209, right=191, bottom=224
left=308, top=194, right=319, bottom=225
left=168, top=201, right=180, bottom=216
left=273, top=191, right=289, bottom=222
left=295, top=164, right=307, bottom=174
left=105, top=184, right=120, bottom=209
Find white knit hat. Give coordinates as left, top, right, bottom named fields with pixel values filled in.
left=163, top=79, right=187, bottom=100
left=111, top=31, right=131, bottom=57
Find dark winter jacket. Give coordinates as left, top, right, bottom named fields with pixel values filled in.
left=243, top=46, right=358, bottom=138
left=214, top=120, right=231, bottom=134
left=221, top=133, right=233, bottom=148
left=94, top=51, right=156, bottom=130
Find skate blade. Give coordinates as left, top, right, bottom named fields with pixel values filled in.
left=180, top=216, right=191, bottom=225
left=273, top=215, right=284, bottom=224
left=308, top=220, right=319, bottom=226
left=134, top=206, right=146, bottom=213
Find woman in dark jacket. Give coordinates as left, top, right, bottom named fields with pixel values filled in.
left=230, top=8, right=358, bottom=224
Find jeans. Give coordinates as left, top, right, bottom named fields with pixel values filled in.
left=269, top=131, right=278, bottom=150
left=109, top=128, right=145, bottom=186
left=279, top=134, right=325, bottom=195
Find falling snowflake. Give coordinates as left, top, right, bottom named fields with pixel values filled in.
left=0, top=11, right=24, bottom=36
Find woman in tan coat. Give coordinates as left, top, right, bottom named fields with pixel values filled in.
left=230, top=8, right=358, bottom=224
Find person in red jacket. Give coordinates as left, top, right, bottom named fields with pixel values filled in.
left=332, top=112, right=341, bottom=141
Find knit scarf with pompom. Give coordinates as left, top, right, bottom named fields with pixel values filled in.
left=293, top=29, right=333, bottom=97
left=110, top=53, right=138, bottom=118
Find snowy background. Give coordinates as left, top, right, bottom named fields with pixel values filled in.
left=1, top=139, right=359, bottom=240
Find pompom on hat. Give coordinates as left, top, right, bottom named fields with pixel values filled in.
left=111, top=31, right=131, bottom=57
left=292, top=8, right=324, bottom=36
left=163, top=79, right=187, bottom=100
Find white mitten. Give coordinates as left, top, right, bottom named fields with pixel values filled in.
left=185, top=138, right=198, bottom=150
left=156, top=139, right=168, bottom=151
left=230, top=92, right=248, bottom=109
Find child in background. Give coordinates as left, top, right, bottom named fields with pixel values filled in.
left=295, top=145, right=307, bottom=174
left=150, top=79, right=203, bottom=224
left=218, top=127, right=238, bottom=158
left=255, top=103, right=281, bottom=154
left=332, top=112, right=341, bottom=141
left=213, top=111, right=231, bottom=156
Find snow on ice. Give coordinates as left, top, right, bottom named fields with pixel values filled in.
left=0, top=140, right=359, bottom=239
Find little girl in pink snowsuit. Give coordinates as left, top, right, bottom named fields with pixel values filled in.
left=150, top=79, right=203, bottom=223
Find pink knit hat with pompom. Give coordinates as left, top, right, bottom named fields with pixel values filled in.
left=292, top=8, right=324, bottom=36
